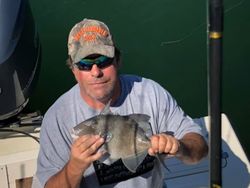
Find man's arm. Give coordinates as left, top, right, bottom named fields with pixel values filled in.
left=177, top=132, right=208, bottom=164
left=149, top=132, right=208, bottom=164
left=45, top=160, right=83, bottom=188
left=45, top=135, right=104, bottom=188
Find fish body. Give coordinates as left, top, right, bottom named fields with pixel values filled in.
left=71, top=113, right=152, bottom=172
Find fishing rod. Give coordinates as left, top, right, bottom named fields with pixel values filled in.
left=207, top=0, right=224, bottom=187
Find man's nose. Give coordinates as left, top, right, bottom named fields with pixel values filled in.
left=90, top=64, right=103, bottom=77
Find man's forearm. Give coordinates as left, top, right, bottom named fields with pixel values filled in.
left=45, top=161, right=83, bottom=188
left=177, top=133, right=208, bottom=164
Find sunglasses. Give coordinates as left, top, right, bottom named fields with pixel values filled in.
left=74, top=55, right=114, bottom=71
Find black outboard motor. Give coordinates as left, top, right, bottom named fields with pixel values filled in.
left=0, top=0, right=41, bottom=120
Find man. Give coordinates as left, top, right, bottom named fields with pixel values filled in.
left=33, top=18, right=208, bottom=188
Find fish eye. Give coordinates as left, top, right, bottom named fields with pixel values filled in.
left=99, top=131, right=112, bottom=142
left=105, top=132, right=112, bottom=142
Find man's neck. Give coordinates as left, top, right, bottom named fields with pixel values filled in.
left=80, top=79, right=121, bottom=110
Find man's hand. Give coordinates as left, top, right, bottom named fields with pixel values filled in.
left=148, top=133, right=208, bottom=164
left=45, top=135, right=105, bottom=188
left=68, top=135, right=105, bottom=174
left=148, top=133, right=180, bottom=156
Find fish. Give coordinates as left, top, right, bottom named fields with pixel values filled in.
left=70, top=105, right=153, bottom=173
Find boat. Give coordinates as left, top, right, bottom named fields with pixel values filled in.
left=0, top=0, right=249, bottom=188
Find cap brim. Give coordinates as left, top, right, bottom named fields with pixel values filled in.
left=73, top=44, right=115, bottom=63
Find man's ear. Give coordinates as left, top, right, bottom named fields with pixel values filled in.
left=71, top=68, right=80, bottom=82
left=115, top=47, right=122, bottom=68
left=66, top=56, right=74, bottom=69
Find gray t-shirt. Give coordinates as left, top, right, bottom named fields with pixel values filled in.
left=34, top=75, right=202, bottom=188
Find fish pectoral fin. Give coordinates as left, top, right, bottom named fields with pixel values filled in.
left=98, top=152, right=112, bottom=164
left=121, top=150, right=148, bottom=173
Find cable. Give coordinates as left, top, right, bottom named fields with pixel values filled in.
left=0, top=128, right=40, bottom=144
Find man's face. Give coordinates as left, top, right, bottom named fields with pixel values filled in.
left=72, top=55, right=119, bottom=104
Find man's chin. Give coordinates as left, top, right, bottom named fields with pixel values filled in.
left=91, top=93, right=113, bottom=103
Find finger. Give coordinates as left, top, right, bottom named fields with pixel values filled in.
left=164, top=136, right=175, bottom=154
left=148, top=148, right=155, bottom=156
left=150, top=135, right=159, bottom=153
left=169, top=140, right=180, bottom=154
left=74, top=135, right=101, bottom=153
left=88, top=150, right=105, bottom=162
left=158, top=135, right=168, bottom=154
left=73, top=135, right=96, bottom=147
left=82, top=137, right=104, bottom=156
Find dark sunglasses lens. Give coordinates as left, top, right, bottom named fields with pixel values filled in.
left=75, top=56, right=113, bottom=71
left=97, top=58, right=113, bottom=69
left=75, top=62, right=92, bottom=71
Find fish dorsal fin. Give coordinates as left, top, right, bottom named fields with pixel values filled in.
left=128, top=114, right=152, bottom=136
left=100, top=100, right=112, bottom=115
left=128, top=114, right=150, bottom=123
left=122, top=150, right=148, bottom=173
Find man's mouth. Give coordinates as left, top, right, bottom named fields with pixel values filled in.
left=90, top=80, right=108, bottom=85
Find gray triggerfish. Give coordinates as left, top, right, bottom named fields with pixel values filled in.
left=71, top=104, right=153, bottom=173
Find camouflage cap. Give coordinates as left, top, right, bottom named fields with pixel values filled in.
left=68, top=18, right=115, bottom=64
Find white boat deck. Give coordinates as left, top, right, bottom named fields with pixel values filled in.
left=0, top=114, right=249, bottom=188
left=164, top=113, right=250, bottom=188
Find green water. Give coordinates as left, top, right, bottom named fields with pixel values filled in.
left=28, top=0, right=250, bottom=157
